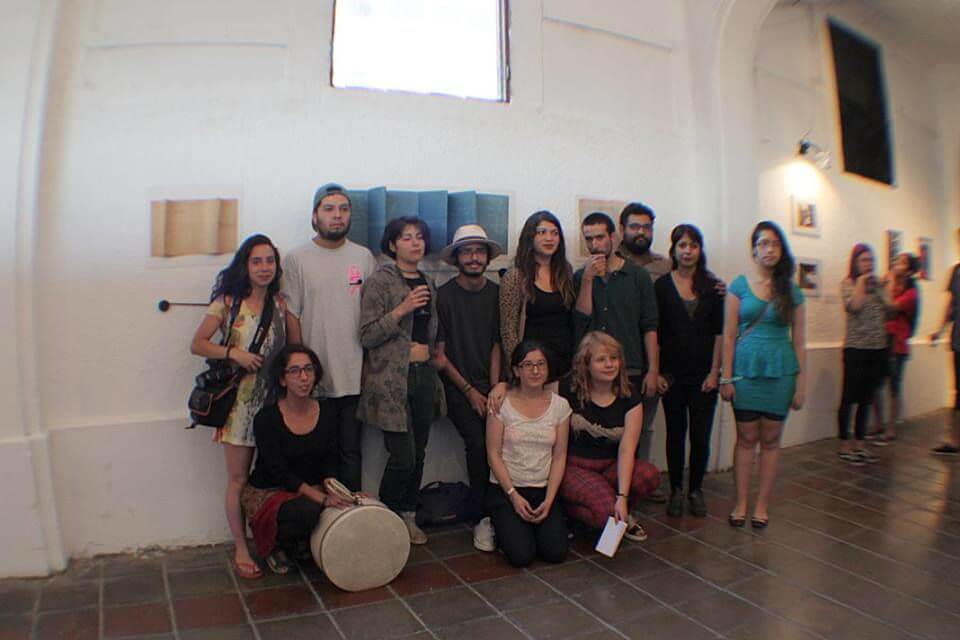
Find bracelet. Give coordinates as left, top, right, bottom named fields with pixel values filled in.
left=718, top=376, right=742, bottom=385
left=462, top=383, right=473, bottom=394
left=615, top=492, right=627, bottom=499
left=224, top=345, right=232, bottom=360
left=505, top=487, right=516, bottom=497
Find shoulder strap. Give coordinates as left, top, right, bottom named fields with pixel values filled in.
left=219, top=296, right=243, bottom=347
left=739, top=301, right=769, bottom=341
left=247, top=293, right=275, bottom=356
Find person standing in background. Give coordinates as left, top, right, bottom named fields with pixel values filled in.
left=282, top=183, right=377, bottom=492
left=929, top=231, right=960, bottom=456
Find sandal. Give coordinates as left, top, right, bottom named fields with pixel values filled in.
left=624, top=522, right=648, bottom=542
left=233, top=558, right=263, bottom=580
left=750, top=516, right=769, bottom=529
left=728, top=513, right=746, bottom=528
left=839, top=451, right=865, bottom=467
left=265, top=550, right=293, bottom=575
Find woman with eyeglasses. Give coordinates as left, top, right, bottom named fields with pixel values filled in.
left=836, top=243, right=893, bottom=464
left=720, top=222, right=806, bottom=529
left=486, top=340, right=572, bottom=567
left=242, top=345, right=354, bottom=575
left=560, top=332, right=659, bottom=542
left=190, top=234, right=291, bottom=580
left=359, top=217, right=445, bottom=545
left=499, top=211, right=576, bottom=383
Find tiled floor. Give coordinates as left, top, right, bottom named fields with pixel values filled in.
left=3, top=411, right=960, bottom=640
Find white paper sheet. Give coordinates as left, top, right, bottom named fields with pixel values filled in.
left=594, top=516, right=628, bottom=558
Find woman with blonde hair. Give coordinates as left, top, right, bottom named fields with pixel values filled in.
left=559, top=331, right=661, bottom=541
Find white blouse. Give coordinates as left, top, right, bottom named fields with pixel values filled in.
left=491, top=393, right=572, bottom=488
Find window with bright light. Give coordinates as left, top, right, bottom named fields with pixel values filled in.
left=331, top=0, right=508, bottom=102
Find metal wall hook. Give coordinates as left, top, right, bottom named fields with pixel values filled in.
left=158, top=300, right=207, bottom=312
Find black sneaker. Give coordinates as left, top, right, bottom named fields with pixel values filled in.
left=688, top=490, right=708, bottom=518
left=931, top=444, right=960, bottom=456
left=645, top=486, right=667, bottom=504
left=854, top=449, right=879, bottom=464
left=666, top=490, right=684, bottom=517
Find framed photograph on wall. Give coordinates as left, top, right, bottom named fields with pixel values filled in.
left=576, top=196, right=627, bottom=257
left=886, top=229, right=903, bottom=271
left=918, top=237, right=933, bottom=281
left=796, top=257, right=822, bottom=297
left=791, top=197, right=820, bottom=237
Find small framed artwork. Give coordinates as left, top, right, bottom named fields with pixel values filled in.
left=886, top=229, right=903, bottom=271
left=796, top=257, right=822, bottom=297
left=791, top=198, right=820, bottom=237
left=918, top=237, right=933, bottom=281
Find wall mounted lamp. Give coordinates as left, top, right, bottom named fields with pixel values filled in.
left=798, top=138, right=831, bottom=170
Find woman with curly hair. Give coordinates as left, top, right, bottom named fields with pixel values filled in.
left=720, top=222, right=806, bottom=529
left=559, top=332, right=660, bottom=541
left=499, top=210, right=575, bottom=381
left=190, top=234, right=292, bottom=579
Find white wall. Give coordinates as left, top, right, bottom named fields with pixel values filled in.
left=751, top=2, right=956, bottom=447
left=2, top=0, right=958, bottom=575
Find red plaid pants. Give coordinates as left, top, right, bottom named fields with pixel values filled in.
left=560, top=455, right=661, bottom=529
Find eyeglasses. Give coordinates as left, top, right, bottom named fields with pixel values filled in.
left=625, top=222, right=653, bottom=232
left=755, top=239, right=782, bottom=249
left=535, top=227, right=560, bottom=237
left=518, top=360, right=547, bottom=371
left=284, top=364, right=316, bottom=377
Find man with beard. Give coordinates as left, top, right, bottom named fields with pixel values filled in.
left=574, top=211, right=663, bottom=501
left=435, top=225, right=504, bottom=551
left=282, top=183, right=377, bottom=491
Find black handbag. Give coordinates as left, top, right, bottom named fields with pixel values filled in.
left=415, top=481, right=471, bottom=527
left=188, top=294, right=274, bottom=428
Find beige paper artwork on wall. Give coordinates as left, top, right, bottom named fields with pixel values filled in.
left=576, top=196, right=627, bottom=257
left=150, top=198, right=239, bottom=257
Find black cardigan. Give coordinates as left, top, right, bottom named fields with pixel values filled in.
left=655, top=273, right=724, bottom=386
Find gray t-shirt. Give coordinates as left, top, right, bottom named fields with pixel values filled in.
left=282, top=239, right=377, bottom=398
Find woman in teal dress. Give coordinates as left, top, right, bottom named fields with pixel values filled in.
left=720, top=221, right=806, bottom=528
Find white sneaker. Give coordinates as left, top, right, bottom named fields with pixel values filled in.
left=473, top=517, right=496, bottom=552
left=401, top=511, right=428, bottom=545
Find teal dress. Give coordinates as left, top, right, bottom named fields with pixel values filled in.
left=729, top=275, right=804, bottom=417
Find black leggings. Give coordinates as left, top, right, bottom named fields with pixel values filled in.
left=276, top=496, right=325, bottom=553
left=838, top=347, right=887, bottom=441
left=662, top=384, right=718, bottom=492
left=486, top=484, right=567, bottom=568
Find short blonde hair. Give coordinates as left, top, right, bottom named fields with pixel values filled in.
left=570, top=331, right=632, bottom=406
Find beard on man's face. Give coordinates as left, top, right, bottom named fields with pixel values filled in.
left=622, top=233, right=651, bottom=255
left=316, top=220, right=351, bottom=241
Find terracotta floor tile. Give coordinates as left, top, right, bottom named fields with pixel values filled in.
left=534, top=559, right=619, bottom=595
left=425, top=530, right=477, bottom=558
left=389, top=562, right=459, bottom=596
left=174, top=593, right=246, bottom=629
left=472, top=574, right=559, bottom=611
left=508, top=600, right=603, bottom=639
left=244, top=585, right=320, bottom=620
left=103, top=573, right=166, bottom=606
left=179, top=626, right=255, bottom=640
left=167, top=566, right=236, bottom=598
left=35, top=608, right=99, bottom=640
left=573, top=581, right=660, bottom=626
left=406, top=585, right=495, bottom=628
left=0, top=615, right=32, bottom=640
left=332, top=599, right=424, bottom=640
left=622, top=607, right=717, bottom=640
left=312, top=578, right=394, bottom=609
left=101, top=555, right=164, bottom=578
left=38, top=580, right=99, bottom=612
left=433, top=616, right=527, bottom=639
left=256, top=613, right=340, bottom=640
left=444, top=552, right=521, bottom=583
left=0, top=586, right=37, bottom=616
left=104, top=602, right=171, bottom=638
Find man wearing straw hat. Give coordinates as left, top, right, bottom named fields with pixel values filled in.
left=436, top=224, right=504, bottom=552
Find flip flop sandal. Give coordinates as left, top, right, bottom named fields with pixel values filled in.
left=751, top=517, right=769, bottom=529
left=233, top=559, right=263, bottom=580
left=266, top=550, right=293, bottom=575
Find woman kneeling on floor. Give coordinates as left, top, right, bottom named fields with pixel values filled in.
left=560, top=332, right=660, bottom=542
left=241, top=345, right=354, bottom=574
left=486, top=340, right=572, bottom=567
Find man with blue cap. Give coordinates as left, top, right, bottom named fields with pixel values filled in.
left=282, top=183, right=377, bottom=491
